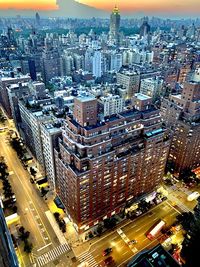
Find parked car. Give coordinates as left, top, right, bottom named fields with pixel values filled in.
left=30, top=178, right=34, bottom=184
left=104, top=256, right=114, bottom=266
left=102, top=248, right=112, bottom=256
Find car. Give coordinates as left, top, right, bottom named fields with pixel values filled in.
left=104, top=256, right=114, bottom=266
left=187, top=191, right=200, bottom=201
left=128, top=240, right=137, bottom=245
left=162, top=196, right=167, bottom=201
left=30, top=178, right=34, bottom=184
left=102, top=248, right=112, bottom=256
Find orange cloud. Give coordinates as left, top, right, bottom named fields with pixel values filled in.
left=77, top=0, right=200, bottom=14
left=0, top=0, right=58, bottom=10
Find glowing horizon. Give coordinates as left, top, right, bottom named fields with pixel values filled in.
left=0, top=0, right=58, bottom=10
left=77, top=0, right=200, bottom=14
left=0, top=0, right=199, bottom=15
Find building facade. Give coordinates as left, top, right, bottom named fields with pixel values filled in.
left=109, top=5, right=120, bottom=43
left=117, top=71, right=140, bottom=99
left=0, top=208, right=19, bottom=267
left=162, top=69, right=200, bottom=174
left=55, top=93, right=170, bottom=232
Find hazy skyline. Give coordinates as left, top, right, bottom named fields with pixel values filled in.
left=0, top=0, right=199, bottom=18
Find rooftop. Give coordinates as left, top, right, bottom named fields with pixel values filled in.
left=127, top=244, right=180, bottom=267
left=135, top=93, right=152, bottom=101
left=76, top=93, right=95, bottom=103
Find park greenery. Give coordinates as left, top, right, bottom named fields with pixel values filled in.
left=0, top=157, right=16, bottom=210
left=54, top=212, right=66, bottom=233
left=9, top=137, right=26, bottom=159
left=18, top=226, right=33, bottom=253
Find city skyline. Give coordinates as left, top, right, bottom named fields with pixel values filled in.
left=0, top=0, right=199, bottom=18
left=0, top=1, right=200, bottom=267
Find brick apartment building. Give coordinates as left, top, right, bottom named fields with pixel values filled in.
left=162, top=69, right=200, bottom=175
left=55, top=93, right=170, bottom=232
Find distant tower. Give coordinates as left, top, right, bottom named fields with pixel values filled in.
left=7, top=27, right=16, bottom=45
left=35, top=12, right=41, bottom=26
left=109, top=3, right=121, bottom=44
left=140, top=17, right=150, bottom=38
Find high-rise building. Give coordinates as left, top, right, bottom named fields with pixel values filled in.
left=19, top=99, right=62, bottom=183
left=92, top=51, right=102, bottom=78
left=161, top=69, right=200, bottom=175
left=0, top=208, right=19, bottom=267
left=40, top=120, right=62, bottom=189
left=140, top=76, right=163, bottom=101
left=110, top=51, right=123, bottom=72
left=117, top=70, right=140, bottom=99
left=0, top=75, right=31, bottom=118
left=99, top=94, right=124, bottom=117
left=140, top=18, right=151, bottom=38
left=7, top=82, right=30, bottom=128
left=41, top=48, right=61, bottom=84
left=35, top=12, right=41, bottom=26
left=60, top=54, right=74, bottom=76
left=55, top=93, right=169, bottom=232
left=109, top=4, right=120, bottom=44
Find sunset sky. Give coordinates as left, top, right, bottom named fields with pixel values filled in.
left=0, top=0, right=199, bottom=16
left=78, top=0, right=200, bottom=14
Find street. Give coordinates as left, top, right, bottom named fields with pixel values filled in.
left=0, top=118, right=199, bottom=267
left=0, top=125, right=73, bottom=267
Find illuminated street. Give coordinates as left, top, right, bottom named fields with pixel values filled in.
left=0, top=124, right=74, bottom=267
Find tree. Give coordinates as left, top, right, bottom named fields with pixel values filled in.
left=19, top=226, right=30, bottom=241
left=104, top=217, right=117, bottom=229
left=165, top=160, right=176, bottom=174
left=30, top=167, right=37, bottom=177
left=10, top=138, right=25, bottom=158
left=41, top=187, right=48, bottom=197
left=54, top=212, right=60, bottom=222
left=96, top=224, right=103, bottom=236
left=0, top=159, right=9, bottom=180
left=24, top=240, right=33, bottom=253
left=180, top=198, right=200, bottom=266
left=19, top=226, right=25, bottom=234
left=54, top=212, right=61, bottom=222
left=12, top=206, right=18, bottom=213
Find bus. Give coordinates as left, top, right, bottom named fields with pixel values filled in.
left=146, top=219, right=166, bottom=240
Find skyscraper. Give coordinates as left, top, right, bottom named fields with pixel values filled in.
left=35, top=12, right=41, bottom=26
left=109, top=4, right=120, bottom=44
left=92, top=51, right=102, bottom=78
left=140, top=17, right=151, bottom=38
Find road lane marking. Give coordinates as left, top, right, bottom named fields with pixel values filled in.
left=130, top=224, right=137, bottom=228
left=166, top=201, right=182, bottom=214
left=118, top=239, right=158, bottom=267
left=37, top=243, right=52, bottom=252
left=2, top=142, right=52, bottom=246
left=122, top=251, right=129, bottom=255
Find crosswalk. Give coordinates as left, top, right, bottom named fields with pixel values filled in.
left=78, top=251, right=99, bottom=267
left=170, top=184, right=191, bottom=196
left=36, top=243, right=71, bottom=267
left=168, top=194, right=194, bottom=213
